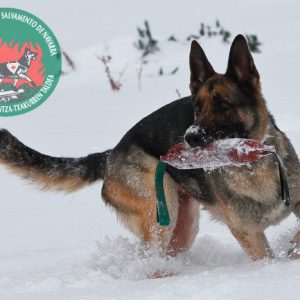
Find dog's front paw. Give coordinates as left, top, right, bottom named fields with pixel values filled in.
left=288, top=244, right=300, bottom=259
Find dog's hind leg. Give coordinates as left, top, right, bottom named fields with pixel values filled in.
left=102, top=174, right=198, bottom=278
left=167, top=186, right=199, bottom=256
left=101, top=162, right=179, bottom=257
left=101, top=147, right=199, bottom=268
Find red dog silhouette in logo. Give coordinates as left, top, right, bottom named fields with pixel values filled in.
left=0, top=47, right=38, bottom=91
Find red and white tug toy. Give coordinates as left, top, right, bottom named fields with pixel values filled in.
left=161, top=138, right=275, bottom=170
left=160, top=138, right=290, bottom=206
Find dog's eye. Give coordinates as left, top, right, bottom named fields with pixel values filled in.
left=213, top=94, right=231, bottom=111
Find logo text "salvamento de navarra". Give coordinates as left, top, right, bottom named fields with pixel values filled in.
left=1, top=11, right=58, bottom=56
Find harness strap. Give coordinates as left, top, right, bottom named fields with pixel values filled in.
left=272, top=152, right=290, bottom=207
left=155, top=161, right=170, bottom=226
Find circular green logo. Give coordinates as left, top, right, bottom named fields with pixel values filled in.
left=0, top=8, right=61, bottom=116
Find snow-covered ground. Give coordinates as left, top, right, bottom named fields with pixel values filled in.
left=1, top=0, right=300, bottom=299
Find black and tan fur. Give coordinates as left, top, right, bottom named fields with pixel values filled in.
left=1, top=35, right=300, bottom=263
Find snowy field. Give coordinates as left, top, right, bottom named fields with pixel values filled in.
left=1, top=0, right=300, bottom=299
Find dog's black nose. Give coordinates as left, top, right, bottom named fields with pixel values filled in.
left=184, top=125, right=215, bottom=148
left=184, top=133, right=204, bottom=148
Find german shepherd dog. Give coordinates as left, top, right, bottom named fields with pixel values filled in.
left=0, top=48, right=38, bottom=89
left=1, top=35, right=300, bottom=263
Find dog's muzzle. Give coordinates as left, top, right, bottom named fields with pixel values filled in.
left=184, top=125, right=211, bottom=148
left=184, top=125, right=226, bottom=148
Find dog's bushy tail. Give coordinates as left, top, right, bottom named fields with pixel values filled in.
left=0, top=129, right=111, bottom=192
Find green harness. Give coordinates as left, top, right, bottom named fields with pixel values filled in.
left=155, top=161, right=170, bottom=226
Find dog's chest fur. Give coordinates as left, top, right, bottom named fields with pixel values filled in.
left=224, top=157, right=278, bottom=204
left=210, top=156, right=290, bottom=227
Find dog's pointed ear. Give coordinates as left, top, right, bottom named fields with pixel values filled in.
left=226, top=35, right=260, bottom=87
left=189, top=40, right=215, bottom=95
